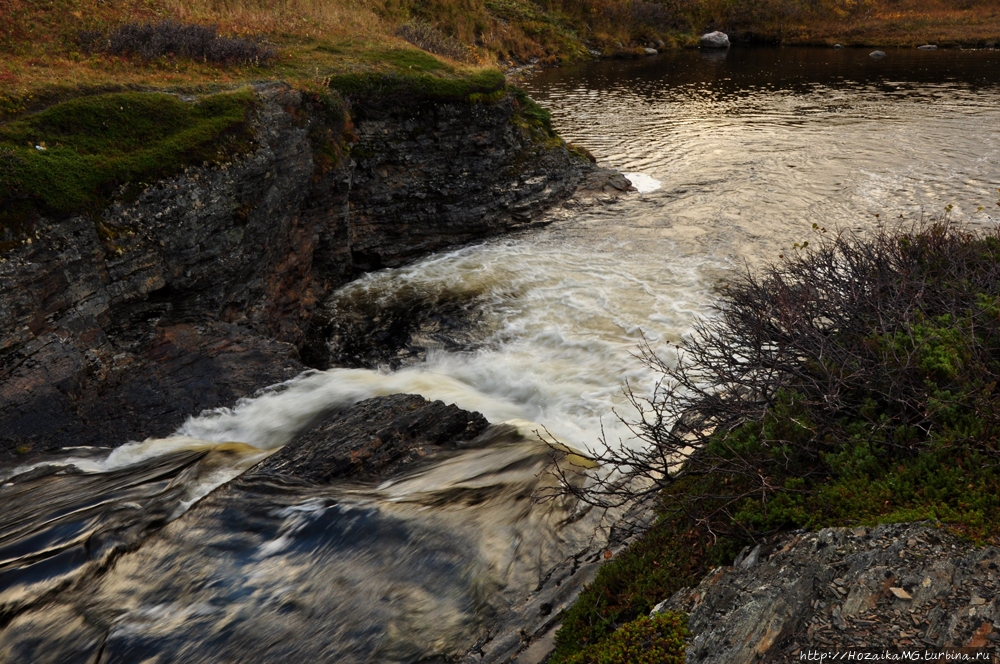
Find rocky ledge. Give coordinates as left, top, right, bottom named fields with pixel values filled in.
left=0, top=82, right=630, bottom=461
left=653, top=523, right=1000, bottom=662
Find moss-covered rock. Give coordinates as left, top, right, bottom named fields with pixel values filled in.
left=0, top=89, right=258, bottom=250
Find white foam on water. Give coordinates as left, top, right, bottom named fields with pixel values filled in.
left=176, top=235, right=724, bottom=455
left=622, top=172, right=662, bottom=193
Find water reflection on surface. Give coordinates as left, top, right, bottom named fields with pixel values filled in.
left=523, top=47, right=1000, bottom=263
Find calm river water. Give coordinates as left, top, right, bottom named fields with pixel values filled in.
left=2, top=47, right=999, bottom=663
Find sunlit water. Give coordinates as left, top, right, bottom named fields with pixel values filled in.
left=3, top=47, right=1000, bottom=663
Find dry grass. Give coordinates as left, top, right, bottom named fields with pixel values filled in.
left=164, top=0, right=389, bottom=41
left=0, top=0, right=997, bottom=118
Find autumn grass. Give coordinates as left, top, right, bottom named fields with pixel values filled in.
left=1, top=0, right=997, bottom=120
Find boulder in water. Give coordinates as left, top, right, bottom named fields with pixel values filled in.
left=870, top=50, right=887, bottom=58
left=833, top=43, right=844, bottom=49
left=700, top=31, right=730, bottom=49
left=917, top=44, right=938, bottom=50
left=644, top=47, right=658, bottom=56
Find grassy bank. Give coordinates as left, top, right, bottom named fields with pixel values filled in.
left=2, top=0, right=998, bottom=120
left=550, top=219, right=1000, bottom=663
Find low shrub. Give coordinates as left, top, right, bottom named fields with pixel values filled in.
left=79, top=20, right=276, bottom=66
left=551, top=221, right=1000, bottom=660
left=561, top=612, right=688, bottom=664
left=396, top=20, right=477, bottom=62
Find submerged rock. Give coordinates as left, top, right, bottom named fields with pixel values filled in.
left=700, top=31, right=730, bottom=49
left=653, top=523, right=1000, bottom=662
left=870, top=50, right=887, bottom=58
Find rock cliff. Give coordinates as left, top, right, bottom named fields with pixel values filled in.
left=0, top=82, right=629, bottom=460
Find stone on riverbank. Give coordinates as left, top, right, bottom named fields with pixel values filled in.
left=700, top=31, right=730, bottom=49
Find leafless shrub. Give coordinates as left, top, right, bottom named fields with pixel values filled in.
left=547, top=222, right=1000, bottom=536
left=79, top=20, right=276, bottom=66
left=396, top=20, right=473, bottom=62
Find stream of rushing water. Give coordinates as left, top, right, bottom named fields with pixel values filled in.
left=2, top=47, right=1000, bottom=663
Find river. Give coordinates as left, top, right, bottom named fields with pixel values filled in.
left=2, top=46, right=999, bottom=663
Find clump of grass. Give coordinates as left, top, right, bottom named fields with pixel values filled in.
left=79, top=20, right=277, bottom=65
left=325, top=66, right=506, bottom=117
left=561, top=612, right=688, bottom=664
left=551, top=520, right=731, bottom=663
left=0, top=89, right=258, bottom=249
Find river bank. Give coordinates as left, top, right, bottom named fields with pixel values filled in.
left=0, top=77, right=631, bottom=461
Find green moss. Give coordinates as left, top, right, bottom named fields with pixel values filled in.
left=0, top=88, right=258, bottom=248
left=360, top=48, right=455, bottom=73
left=326, top=67, right=506, bottom=102
left=562, top=613, right=688, bottom=664
left=510, top=86, right=554, bottom=136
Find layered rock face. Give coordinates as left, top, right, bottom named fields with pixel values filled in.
left=0, top=83, right=624, bottom=460
left=654, top=523, right=1000, bottom=662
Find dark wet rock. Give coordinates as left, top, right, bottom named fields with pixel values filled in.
left=305, top=282, right=497, bottom=370
left=652, top=523, right=1000, bottom=662
left=253, top=394, right=489, bottom=483
left=345, top=94, right=613, bottom=272
left=0, top=84, right=621, bottom=462
left=700, top=31, right=730, bottom=49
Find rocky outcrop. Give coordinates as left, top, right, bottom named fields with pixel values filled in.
left=346, top=95, right=601, bottom=272
left=653, top=523, right=1000, bottom=662
left=254, top=393, right=489, bottom=483
left=0, top=82, right=627, bottom=461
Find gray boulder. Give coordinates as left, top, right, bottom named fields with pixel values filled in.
left=918, top=44, right=938, bottom=50
left=644, top=47, right=658, bottom=55
left=700, top=31, right=730, bottom=49
left=870, top=50, right=887, bottom=58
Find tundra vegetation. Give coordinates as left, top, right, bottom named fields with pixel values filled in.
left=549, top=218, right=1000, bottom=663
left=2, top=0, right=998, bottom=117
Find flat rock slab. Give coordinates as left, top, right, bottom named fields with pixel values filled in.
left=655, top=523, right=1000, bottom=662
